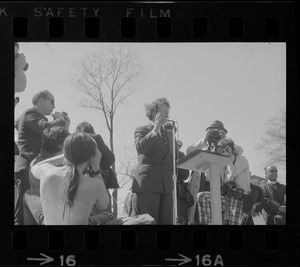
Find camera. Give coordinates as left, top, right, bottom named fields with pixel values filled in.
left=206, top=129, right=224, bottom=153
left=223, top=181, right=237, bottom=191
left=221, top=181, right=243, bottom=198
left=207, top=129, right=222, bottom=143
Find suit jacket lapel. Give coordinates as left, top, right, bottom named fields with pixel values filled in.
left=267, top=183, right=283, bottom=203
left=163, top=129, right=173, bottom=160
left=276, top=183, right=285, bottom=204
left=153, top=125, right=168, bottom=154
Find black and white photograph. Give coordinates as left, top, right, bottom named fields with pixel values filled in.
left=14, top=42, right=286, bottom=226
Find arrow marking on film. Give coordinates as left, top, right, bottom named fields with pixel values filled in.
left=27, top=253, right=54, bottom=265
left=166, top=253, right=192, bottom=266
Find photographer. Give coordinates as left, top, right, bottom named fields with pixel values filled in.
left=14, top=90, right=70, bottom=225
left=185, top=120, right=243, bottom=224
left=219, top=138, right=251, bottom=225
left=75, top=121, right=119, bottom=214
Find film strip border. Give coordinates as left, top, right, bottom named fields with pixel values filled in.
left=1, top=1, right=299, bottom=266
left=8, top=227, right=298, bottom=266
left=0, top=2, right=295, bottom=40
left=12, top=14, right=281, bottom=39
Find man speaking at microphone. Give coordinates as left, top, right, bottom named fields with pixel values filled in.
left=131, top=97, right=174, bottom=224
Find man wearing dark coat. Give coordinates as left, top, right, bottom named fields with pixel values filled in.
left=131, top=97, right=174, bottom=224
left=14, top=90, right=69, bottom=224
left=260, top=165, right=286, bottom=225
left=75, top=121, right=119, bottom=214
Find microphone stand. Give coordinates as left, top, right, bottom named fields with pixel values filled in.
left=170, top=120, right=179, bottom=225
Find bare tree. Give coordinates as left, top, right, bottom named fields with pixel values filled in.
left=114, top=144, right=137, bottom=218
left=256, top=107, right=286, bottom=168
left=115, top=144, right=137, bottom=189
left=69, top=46, right=142, bottom=217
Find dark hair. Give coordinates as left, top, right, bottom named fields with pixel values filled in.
left=75, top=121, right=95, bottom=134
left=41, top=126, right=69, bottom=155
left=62, top=133, right=97, bottom=207
left=145, top=97, right=170, bottom=121
left=219, top=138, right=235, bottom=153
left=52, top=118, right=67, bottom=128
left=32, top=90, right=53, bottom=105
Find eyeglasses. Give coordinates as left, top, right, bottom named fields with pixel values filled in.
left=45, top=97, right=55, bottom=105
left=269, top=169, right=278, bottom=173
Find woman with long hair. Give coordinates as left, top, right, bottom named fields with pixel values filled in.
left=31, top=132, right=110, bottom=225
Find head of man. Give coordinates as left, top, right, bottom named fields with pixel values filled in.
left=32, top=90, right=55, bottom=116
left=264, top=165, right=278, bottom=182
left=206, top=120, right=227, bottom=140
left=145, top=97, right=170, bottom=122
left=75, top=121, right=95, bottom=134
left=41, top=126, right=69, bottom=156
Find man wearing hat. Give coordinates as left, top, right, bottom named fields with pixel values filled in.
left=260, top=165, right=286, bottom=225
left=185, top=120, right=243, bottom=224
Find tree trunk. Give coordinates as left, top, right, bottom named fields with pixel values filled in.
left=110, top=123, right=118, bottom=218
left=112, top=188, right=118, bottom=218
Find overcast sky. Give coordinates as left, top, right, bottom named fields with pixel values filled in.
left=15, top=42, right=286, bottom=192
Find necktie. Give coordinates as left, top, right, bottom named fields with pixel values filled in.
left=160, top=127, right=169, bottom=147
left=272, top=182, right=278, bottom=190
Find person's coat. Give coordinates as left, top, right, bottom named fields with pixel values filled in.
left=260, top=182, right=286, bottom=215
left=132, top=123, right=174, bottom=193
left=90, top=134, right=119, bottom=189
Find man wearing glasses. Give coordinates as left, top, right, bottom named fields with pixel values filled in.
left=14, top=90, right=70, bottom=225
left=261, top=165, right=286, bottom=225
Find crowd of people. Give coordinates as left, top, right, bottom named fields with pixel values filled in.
left=14, top=67, right=286, bottom=226
left=121, top=97, right=286, bottom=225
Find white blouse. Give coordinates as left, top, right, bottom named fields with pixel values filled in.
left=225, top=155, right=251, bottom=194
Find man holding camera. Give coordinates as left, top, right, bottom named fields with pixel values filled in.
left=185, top=120, right=243, bottom=224
left=14, top=90, right=70, bottom=225
left=260, top=165, right=286, bottom=225
left=75, top=121, right=119, bottom=215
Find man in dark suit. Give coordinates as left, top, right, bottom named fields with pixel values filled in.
left=132, top=97, right=174, bottom=224
left=14, top=90, right=70, bottom=224
left=260, top=165, right=286, bottom=225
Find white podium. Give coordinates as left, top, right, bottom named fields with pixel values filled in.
left=178, top=150, right=233, bottom=225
